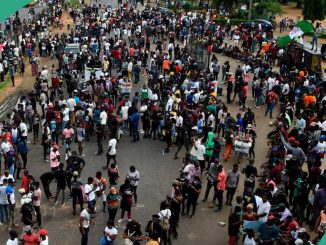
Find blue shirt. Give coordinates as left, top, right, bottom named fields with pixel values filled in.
left=258, top=223, right=279, bottom=241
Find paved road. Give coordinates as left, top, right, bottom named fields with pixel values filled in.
left=0, top=1, right=275, bottom=245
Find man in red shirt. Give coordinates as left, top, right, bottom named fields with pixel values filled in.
left=241, top=82, right=249, bottom=110
left=21, top=225, right=40, bottom=245
left=265, top=90, right=277, bottom=119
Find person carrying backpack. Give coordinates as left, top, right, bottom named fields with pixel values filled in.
left=158, top=201, right=171, bottom=245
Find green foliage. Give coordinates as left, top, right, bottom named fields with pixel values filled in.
left=254, top=0, right=283, bottom=16
left=302, top=0, right=326, bottom=21
left=0, top=75, right=10, bottom=91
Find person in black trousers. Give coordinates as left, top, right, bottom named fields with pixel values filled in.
left=71, top=171, right=84, bottom=215
left=186, top=176, right=202, bottom=218
left=40, top=171, right=55, bottom=199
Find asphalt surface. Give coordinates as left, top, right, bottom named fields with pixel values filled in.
left=0, top=1, right=274, bottom=245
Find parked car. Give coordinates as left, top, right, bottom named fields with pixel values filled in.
left=241, top=19, right=275, bottom=31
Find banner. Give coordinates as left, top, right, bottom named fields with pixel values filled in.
left=0, top=0, right=33, bottom=22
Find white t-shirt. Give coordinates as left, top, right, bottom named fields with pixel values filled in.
left=0, top=174, right=14, bottom=185
left=127, top=170, right=140, bottom=186
left=6, top=238, right=18, bottom=245
left=80, top=209, right=91, bottom=228
left=243, top=235, right=256, bottom=245
left=108, top=139, right=117, bottom=155
left=257, top=201, right=271, bottom=222
left=104, top=226, right=118, bottom=241
left=196, top=144, right=206, bottom=161
left=85, top=184, right=95, bottom=201
left=67, top=98, right=76, bottom=111
left=62, top=108, right=70, bottom=122
left=100, top=111, right=108, bottom=125
left=40, top=237, right=49, bottom=245
left=19, top=122, right=28, bottom=137
left=190, top=139, right=201, bottom=157
left=121, top=106, right=129, bottom=120
left=0, top=185, right=8, bottom=204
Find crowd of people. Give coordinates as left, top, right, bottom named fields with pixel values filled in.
left=0, top=0, right=325, bottom=245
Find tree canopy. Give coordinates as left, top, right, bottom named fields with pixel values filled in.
left=303, top=0, right=326, bottom=21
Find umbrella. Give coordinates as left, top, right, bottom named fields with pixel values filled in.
left=295, top=20, right=314, bottom=33
left=277, top=35, right=292, bottom=48
left=0, top=0, right=33, bottom=23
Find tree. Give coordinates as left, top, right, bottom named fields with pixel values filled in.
left=303, top=0, right=326, bottom=21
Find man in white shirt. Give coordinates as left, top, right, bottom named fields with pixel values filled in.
left=257, top=194, right=271, bottom=223
left=100, top=109, right=108, bottom=128
left=80, top=206, right=94, bottom=245
left=165, top=96, right=174, bottom=112
left=104, top=220, right=118, bottom=243
left=196, top=141, right=206, bottom=173
left=103, top=135, right=117, bottom=169
left=62, top=105, right=70, bottom=131
left=85, top=177, right=96, bottom=209
left=127, top=166, right=139, bottom=205
left=19, top=121, right=28, bottom=141
left=282, top=82, right=290, bottom=96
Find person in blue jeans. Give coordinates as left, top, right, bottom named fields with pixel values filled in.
left=265, top=90, right=277, bottom=119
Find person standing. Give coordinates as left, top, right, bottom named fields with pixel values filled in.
left=85, top=177, right=96, bottom=210
left=94, top=171, right=108, bottom=213
left=127, top=166, right=140, bottom=206
left=214, top=165, right=226, bottom=212
left=71, top=171, right=83, bottom=216
left=62, top=124, right=74, bottom=159
left=103, top=135, right=117, bottom=169
left=186, top=176, right=202, bottom=218
left=130, top=109, right=140, bottom=142
left=223, top=128, right=234, bottom=162
left=311, top=23, right=322, bottom=52
left=265, top=90, right=277, bottom=119
left=54, top=163, right=67, bottom=207
left=32, top=181, right=42, bottom=227
left=49, top=144, right=60, bottom=171
left=104, top=220, right=118, bottom=245
left=118, top=179, right=133, bottom=223
left=79, top=207, right=94, bottom=245
left=225, top=164, right=240, bottom=206
left=6, top=178, right=18, bottom=229
left=202, top=159, right=219, bottom=203
left=0, top=178, right=9, bottom=225
left=106, top=187, right=119, bottom=222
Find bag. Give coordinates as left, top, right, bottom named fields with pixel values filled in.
left=160, top=212, right=170, bottom=231
left=100, top=236, right=108, bottom=245
left=124, top=230, right=135, bottom=245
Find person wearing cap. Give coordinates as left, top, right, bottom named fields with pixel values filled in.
left=280, top=131, right=305, bottom=165
left=38, top=229, right=49, bottom=245
left=70, top=171, right=83, bottom=216
left=21, top=225, right=40, bottom=245
left=107, top=187, right=119, bottom=222
left=258, top=215, right=280, bottom=244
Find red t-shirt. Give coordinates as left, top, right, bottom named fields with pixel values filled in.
left=23, top=233, right=40, bottom=245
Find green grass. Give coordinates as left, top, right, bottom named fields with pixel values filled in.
left=0, top=75, right=11, bottom=91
